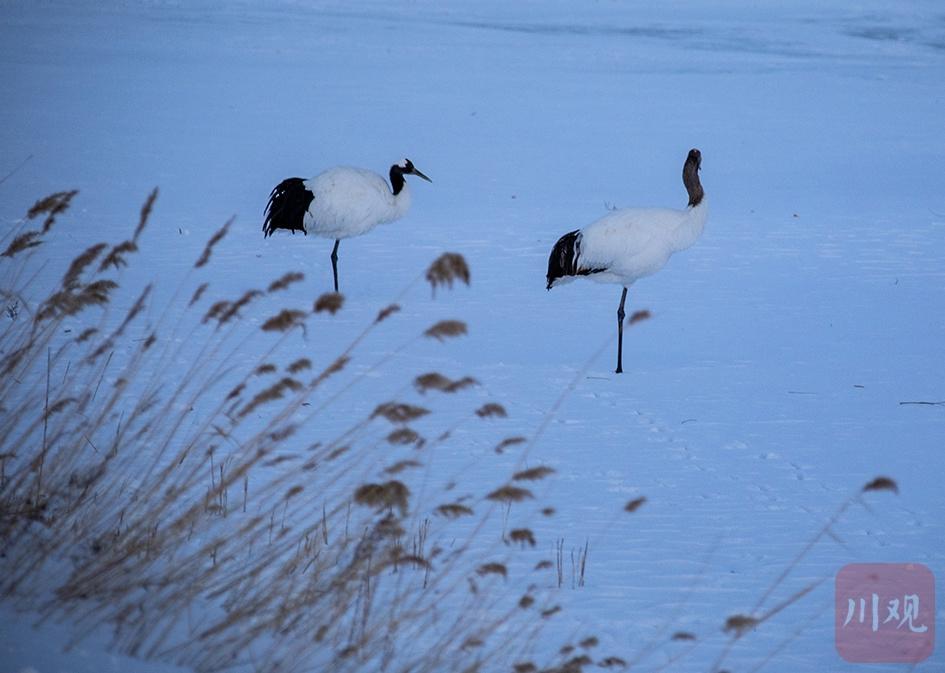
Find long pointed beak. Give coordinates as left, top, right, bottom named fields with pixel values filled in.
left=412, top=168, right=432, bottom=183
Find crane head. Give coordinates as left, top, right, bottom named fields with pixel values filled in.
left=687, top=149, right=702, bottom=170
left=398, top=158, right=432, bottom=183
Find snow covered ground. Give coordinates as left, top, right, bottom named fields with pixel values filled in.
left=2, top=0, right=944, bottom=671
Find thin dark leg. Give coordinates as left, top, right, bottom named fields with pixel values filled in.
left=330, top=239, right=340, bottom=293
left=615, top=286, right=628, bottom=374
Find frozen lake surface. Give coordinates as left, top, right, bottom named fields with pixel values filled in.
left=1, top=1, right=943, bottom=671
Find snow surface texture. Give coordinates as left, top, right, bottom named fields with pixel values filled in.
left=1, top=0, right=944, bottom=671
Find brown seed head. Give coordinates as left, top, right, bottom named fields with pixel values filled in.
left=495, top=436, right=527, bottom=453
left=424, top=319, right=467, bottom=341
left=372, top=402, right=430, bottom=424
left=133, top=188, right=158, bottom=242
left=375, top=303, right=401, bottom=323
left=628, top=309, right=651, bottom=326
left=513, top=466, right=555, bottom=481
left=76, top=328, right=98, bottom=343
left=486, top=485, right=533, bottom=503
left=287, top=358, right=312, bottom=374
left=624, top=496, right=647, bottom=513
left=388, top=552, right=430, bottom=570
left=385, top=460, right=423, bottom=475
left=723, top=614, right=759, bottom=637
left=238, top=377, right=303, bottom=417
left=414, top=372, right=452, bottom=393
left=598, top=657, right=628, bottom=668
left=475, top=402, right=507, bottom=419
left=414, top=372, right=478, bottom=394
left=863, top=476, right=899, bottom=495
left=425, top=252, right=471, bottom=294
left=508, top=528, right=536, bottom=547
left=202, top=300, right=230, bottom=323
left=267, top=271, right=305, bottom=293
left=189, top=283, right=209, bottom=306
left=314, top=292, right=344, bottom=315
left=99, top=240, right=138, bottom=272
left=1, top=231, right=43, bottom=258
left=62, top=243, right=108, bottom=289
left=353, top=480, right=410, bottom=516
left=435, top=503, right=474, bottom=518
left=27, top=190, right=78, bottom=233
left=261, top=309, right=307, bottom=332
left=386, top=427, right=422, bottom=446
left=219, top=290, right=263, bottom=324
left=313, top=354, right=349, bottom=386
left=195, top=216, right=233, bottom=268
left=476, top=562, right=508, bottom=578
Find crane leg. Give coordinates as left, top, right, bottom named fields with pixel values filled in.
left=615, top=287, right=628, bottom=374
left=330, top=239, right=340, bottom=293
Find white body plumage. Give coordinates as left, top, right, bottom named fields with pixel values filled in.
left=304, top=167, right=413, bottom=239
left=553, top=202, right=707, bottom=289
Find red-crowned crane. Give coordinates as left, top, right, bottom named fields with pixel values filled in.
left=264, top=159, right=432, bottom=292
left=546, top=149, right=707, bottom=374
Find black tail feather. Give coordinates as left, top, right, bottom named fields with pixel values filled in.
left=263, top=177, right=314, bottom=238
left=546, top=229, right=604, bottom=289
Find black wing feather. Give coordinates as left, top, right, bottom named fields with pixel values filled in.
left=546, top=229, right=606, bottom=289
left=263, top=177, right=314, bottom=238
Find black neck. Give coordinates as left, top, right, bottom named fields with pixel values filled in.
left=683, top=157, right=704, bottom=207
left=389, top=165, right=406, bottom=195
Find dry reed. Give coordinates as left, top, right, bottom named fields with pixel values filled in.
left=2, top=190, right=614, bottom=673
left=0, top=189, right=898, bottom=673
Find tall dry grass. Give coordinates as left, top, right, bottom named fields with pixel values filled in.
left=0, top=190, right=901, bottom=673
left=0, top=190, right=626, bottom=673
